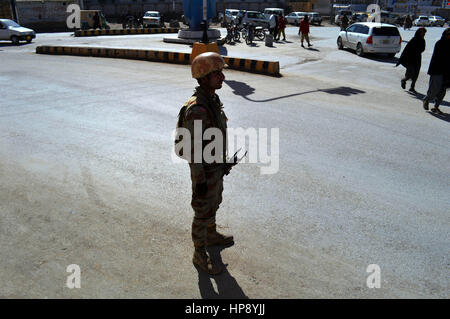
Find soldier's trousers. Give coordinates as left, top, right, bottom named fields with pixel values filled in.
left=190, top=166, right=224, bottom=250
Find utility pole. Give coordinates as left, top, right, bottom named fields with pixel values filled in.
left=201, top=0, right=209, bottom=43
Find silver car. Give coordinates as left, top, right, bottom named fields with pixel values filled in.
left=224, top=9, right=240, bottom=24
left=240, top=11, right=269, bottom=28
left=143, top=11, right=164, bottom=28
left=413, top=16, right=430, bottom=26
left=307, top=12, right=322, bottom=25
left=337, top=22, right=401, bottom=57
left=428, top=16, right=445, bottom=27
left=0, top=19, right=35, bottom=44
left=286, top=12, right=306, bottom=25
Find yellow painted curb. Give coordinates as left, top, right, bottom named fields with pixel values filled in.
left=35, top=46, right=280, bottom=76
left=223, top=56, right=280, bottom=76
left=74, top=28, right=179, bottom=37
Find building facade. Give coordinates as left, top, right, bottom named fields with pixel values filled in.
left=83, top=0, right=287, bottom=21
left=4, top=0, right=288, bottom=31
left=0, top=0, right=13, bottom=19
left=287, top=0, right=332, bottom=14
left=13, top=0, right=80, bottom=31
left=388, top=0, right=449, bottom=15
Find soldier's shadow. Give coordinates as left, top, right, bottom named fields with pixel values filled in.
left=225, top=79, right=365, bottom=102
left=195, top=244, right=249, bottom=299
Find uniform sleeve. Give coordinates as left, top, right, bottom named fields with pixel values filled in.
left=184, top=105, right=212, bottom=184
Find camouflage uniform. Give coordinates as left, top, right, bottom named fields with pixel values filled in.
left=179, top=86, right=230, bottom=253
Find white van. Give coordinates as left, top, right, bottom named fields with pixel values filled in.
left=337, top=22, right=402, bottom=57
left=264, top=8, right=285, bottom=19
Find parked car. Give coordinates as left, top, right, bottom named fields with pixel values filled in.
left=0, top=19, right=35, bottom=44
left=381, top=11, right=399, bottom=24
left=143, top=11, right=164, bottom=28
left=224, top=9, right=240, bottom=24
left=337, top=22, right=402, bottom=57
left=413, top=16, right=430, bottom=26
left=307, top=12, right=322, bottom=25
left=428, top=16, right=445, bottom=27
left=263, top=8, right=285, bottom=20
left=335, top=10, right=353, bottom=25
left=367, top=11, right=397, bottom=24
left=286, top=12, right=307, bottom=25
left=353, top=12, right=368, bottom=22
left=240, top=11, right=269, bottom=28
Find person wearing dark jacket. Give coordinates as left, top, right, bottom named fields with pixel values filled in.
left=341, top=14, right=349, bottom=31
left=396, top=27, right=427, bottom=94
left=423, top=28, right=450, bottom=114
left=403, top=15, right=412, bottom=30
left=273, top=14, right=279, bottom=40
left=93, top=12, right=100, bottom=30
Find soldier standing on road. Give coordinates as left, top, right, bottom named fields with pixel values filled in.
left=175, top=52, right=234, bottom=275
left=396, top=27, right=427, bottom=94
left=423, top=28, right=450, bottom=114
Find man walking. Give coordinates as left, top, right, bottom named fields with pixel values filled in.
left=396, top=27, right=427, bottom=94
left=299, top=15, right=312, bottom=48
left=276, top=14, right=287, bottom=41
left=423, top=28, right=450, bottom=114
left=175, top=52, right=234, bottom=275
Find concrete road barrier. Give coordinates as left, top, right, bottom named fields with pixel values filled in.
left=35, top=45, right=280, bottom=76
left=224, top=57, right=279, bottom=76
left=36, top=46, right=191, bottom=64
left=74, top=28, right=179, bottom=37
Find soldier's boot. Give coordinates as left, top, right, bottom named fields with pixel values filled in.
left=206, top=224, right=234, bottom=247
left=192, top=247, right=223, bottom=275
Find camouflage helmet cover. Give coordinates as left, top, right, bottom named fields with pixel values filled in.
left=191, top=52, right=227, bottom=79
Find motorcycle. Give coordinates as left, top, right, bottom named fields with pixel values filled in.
left=253, top=26, right=266, bottom=41
left=225, top=22, right=240, bottom=44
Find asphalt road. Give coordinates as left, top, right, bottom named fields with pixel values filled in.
left=0, top=26, right=449, bottom=298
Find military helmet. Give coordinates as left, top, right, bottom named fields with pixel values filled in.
left=191, top=52, right=227, bottom=79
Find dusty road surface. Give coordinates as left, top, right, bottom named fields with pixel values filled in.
left=0, top=26, right=449, bottom=299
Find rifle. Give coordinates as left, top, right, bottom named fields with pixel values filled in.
left=223, top=148, right=247, bottom=176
